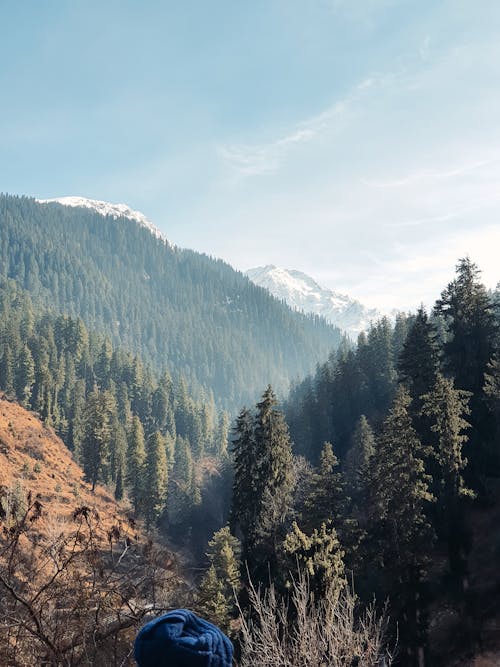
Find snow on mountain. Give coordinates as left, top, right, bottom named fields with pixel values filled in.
left=36, top=196, right=170, bottom=245
left=246, top=265, right=384, bottom=337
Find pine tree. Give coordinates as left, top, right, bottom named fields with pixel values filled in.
left=302, top=441, right=359, bottom=572
left=484, top=354, right=500, bottom=469
left=127, top=415, right=146, bottom=515
left=167, top=435, right=199, bottom=534
left=15, top=344, right=35, bottom=407
left=304, top=441, right=345, bottom=528
left=115, top=462, right=125, bottom=501
left=70, top=379, right=86, bottom=459
left=81, top=388, right=112, bottom=491
left=214, top=411, right=230, bottom=457
left=283, top=521, right=345, bottom=597
left=250, top=386, right=294, bottom=577
left=197, top=527, right=241, bottom=634
left=371, top=386, right=435, bottom=664
left=94, top=339, right=112, bottom=390
left=344, top=415, right=375, bottom=515
left=116, top=382, right=132, bottom=426
left=144, top=431, right=168, bottom=529
left=435, top=258, right=497, bottom=396
left=99, top=390, right=117, bottom=484
left=231, top=388, right=295, bottom=578
left=196, top=565, right=230, bottom=629
left=422, top=374, right=472, bottom=589
left=364, top=317, right=396, bottom=416
left=230, top=407, right=257, bottom=554
left=392, top=311, right=410, bottom=366
left=398, top=306, right=440, bottom=411
left=206, top=526, right=242, bottom=591
left=112, top=422, right=127, bottom=500
left=151, top=384, right=169, bottom=432
left=434, top=258, right=497, bottom=471
left=0, top=344, right=14, bottom=396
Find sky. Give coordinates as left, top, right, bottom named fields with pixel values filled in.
left=1, top=0, right=500, bottom=310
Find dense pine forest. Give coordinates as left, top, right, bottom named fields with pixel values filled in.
left=0, top=194, right=341, bottom=411
left=223, top=258, right=500, bottom=665
left=2, top=217, right=500, bottom=664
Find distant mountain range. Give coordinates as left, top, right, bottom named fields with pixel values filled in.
left=246, top=265, right=388, bottom=338
left=33, top=200, right=382, bottom=340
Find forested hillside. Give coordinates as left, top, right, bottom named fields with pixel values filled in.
left=0, top=278, right=232, bottom=551
left=0, top=194, right=341, bottom=410
left=222, top=259, right=500, bottom=665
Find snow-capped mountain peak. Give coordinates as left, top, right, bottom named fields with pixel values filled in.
left=246, top=265, right=383, bottom=337
left=36, top=196, right=169, bottom=245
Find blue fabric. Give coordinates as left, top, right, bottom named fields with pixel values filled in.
left=134, top=609, right=233, bottom=667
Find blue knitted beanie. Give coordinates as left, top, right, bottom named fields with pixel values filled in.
left=134, top=609, right=233, bottom=667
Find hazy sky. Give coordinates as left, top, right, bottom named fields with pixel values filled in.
left=2, top=1, right=500, bottom=309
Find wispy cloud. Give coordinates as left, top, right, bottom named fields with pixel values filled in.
left=389, top=196, right=500, bottom=229
left=217, top=72, right=399, bottom=178
left=217, top=127, right=317, bottom=176
left=362, top=157, right=500, bottom=189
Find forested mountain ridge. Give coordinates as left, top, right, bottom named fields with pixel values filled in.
left=0, top=193, right=341, bottom=410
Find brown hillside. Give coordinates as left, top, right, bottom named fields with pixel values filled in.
left=0, top=396, right=180, bottom=666
left=0, top=396, right=125, bottom=529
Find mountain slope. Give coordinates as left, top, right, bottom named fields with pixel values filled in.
left=0, top=395, right=179, bottom=665
left=0, top=395, right=127, bottom=526
left=0, top=194, right=341, bottom=409
left=246, top=265, right=382, bottom=338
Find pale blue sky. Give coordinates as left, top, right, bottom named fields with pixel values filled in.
left=2, top=1, right=500, bottom=309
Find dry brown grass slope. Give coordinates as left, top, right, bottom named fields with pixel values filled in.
left=0, top=395, right=125, bottom=530
left=0, top=395, right=180, bottom=666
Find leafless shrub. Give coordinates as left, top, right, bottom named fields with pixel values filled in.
left=237, top=568, right=394, bottom=667
left=0, top=488, right=179, bottom=666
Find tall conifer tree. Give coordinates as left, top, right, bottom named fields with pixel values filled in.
left=127, top=415, right=146, bottom=514
left=344, top=415, right=376, bottom=518
left=399, top=306, right=440, bottom=410
left=251, top=386, right=294, bottom=577
left=372, top=386, right=435, bottom=664
left=230, top=407, right=256, bottom=555
left=144, top=431, right=168, bottom=529
left=15, top=344, right=35, bottom=407
left=422, top=374, right=472, bottom=589
left=81, top=388, right=112, bottom=491
left=435, top=258, right=497, bottom=470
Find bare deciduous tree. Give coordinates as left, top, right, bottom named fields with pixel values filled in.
left=0, top=488, right=178, bottom=666
left=237, top=568, right=394, bottom=667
